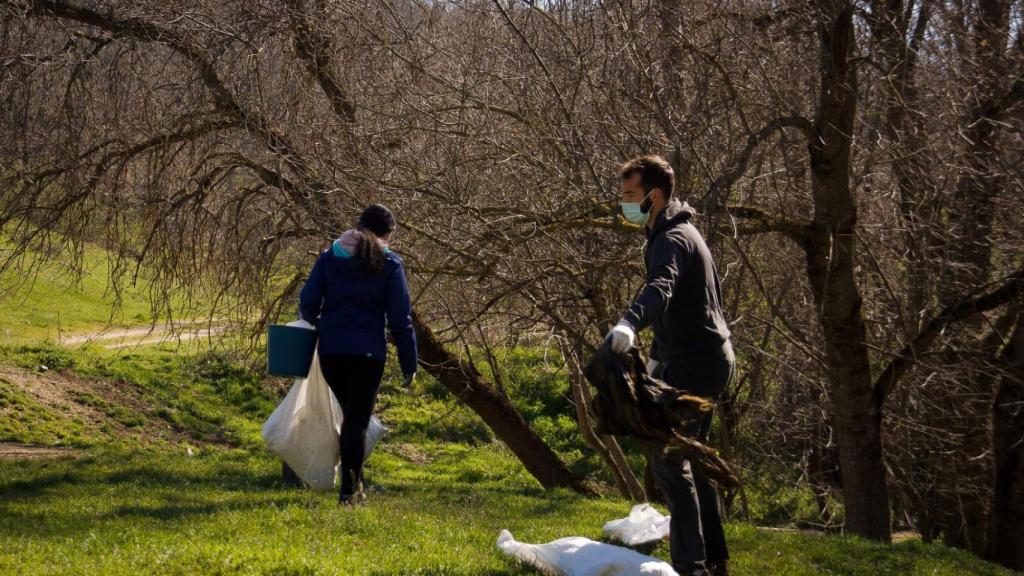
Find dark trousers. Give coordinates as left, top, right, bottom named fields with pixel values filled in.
left=319, top=353, right=386, bottom=497
left=650, top=342, right=734, bottom=573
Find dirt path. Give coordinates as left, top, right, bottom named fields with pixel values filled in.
left=0, top=442, right=76, bottom=460
left=61, top=319, right=226, bottom=349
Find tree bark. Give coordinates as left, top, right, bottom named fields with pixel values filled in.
left=412, top=310, right=592, bottom=494
left=929, top=0, right=1014, bottom=553
left=987, top=307, right=1024, bottom=570
left=869, top=0, right=935, bottom=336
left=805, top=2, right=891, bottom=541
left=940, top=0, right=1011, bottom=307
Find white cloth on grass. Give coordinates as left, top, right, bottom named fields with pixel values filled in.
left=497, top=529, right=678, bottom=576
left=262, top=349, right=386, bottom=490
left=603, top=504, right=672, bottom=547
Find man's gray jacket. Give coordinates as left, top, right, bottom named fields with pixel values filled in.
left=620, top=199, right=731, bottom=363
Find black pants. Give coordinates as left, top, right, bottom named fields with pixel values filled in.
left=319, top=353, right=386, bottom=497
left=650, top=342, right=734, bottom=573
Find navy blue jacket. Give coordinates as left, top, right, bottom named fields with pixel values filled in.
left=299, top=241, right=418, bottom=376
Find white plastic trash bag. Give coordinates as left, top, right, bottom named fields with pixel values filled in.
left=262, top=349, right=387, bottom=491
left=262, top=350, right=340, bottom=490
left=603, top=504, right=672, bottom=547
left=287, top=319, right=316, bottom=330
left=497, top=530, right=678, bottom=576
left=365, top=413, right=386, bottom=458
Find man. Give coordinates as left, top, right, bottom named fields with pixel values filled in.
left=606, top=155, right=735, bottom=576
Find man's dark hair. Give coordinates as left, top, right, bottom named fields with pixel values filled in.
left=619, top=155, right=674, bottom=198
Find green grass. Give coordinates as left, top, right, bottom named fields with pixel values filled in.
left=0, top=446, right=1011, bottom=575
left=0, top=232, right=239, bottom=345
left=0, top=338, right=600, bottom=467
left=0, top=239, right=159, bottom=342
left=0, top=378, right=92, bottom=446
left=0, top=342, right=1013, bottom=575
left=0, top=236, right=1015, bottom=575
left=0, top=341, right=279, bottom=449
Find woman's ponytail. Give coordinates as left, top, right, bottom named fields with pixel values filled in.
left=356, top=227, right=387, bottom=273
left=355, top=204, right=396, bottom=274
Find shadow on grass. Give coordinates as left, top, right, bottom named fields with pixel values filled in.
left=0, top=478, right=319, bottom=537
left=0, top=448, right=586, bottom=541
left=0, top=461, right=557, bottom=508
left=0, top=451, right=282, bottom=497
left=366, top=565, right=534, bottom=576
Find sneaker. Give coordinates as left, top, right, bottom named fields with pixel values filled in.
left=338, top=492, right=367, bottom=506
left=707, top=563, right=729, bottom=576
left=339, top=481, right=368, bottom=506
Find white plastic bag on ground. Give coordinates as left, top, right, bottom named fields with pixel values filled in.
left=497, top=530, right=678, bottom=576
left=603, top=504, right=672, bottom=547
left=262, top=350, right=387, bottom=491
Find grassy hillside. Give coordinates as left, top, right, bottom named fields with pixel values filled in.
left=0, top=343, right=272, bottom=449
left=0, top=244, right=1016, bottom=575
left=0, top=239, right=162, bottom=342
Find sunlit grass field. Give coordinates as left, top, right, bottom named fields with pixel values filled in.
left=0, top=239, right=1014, bottom=575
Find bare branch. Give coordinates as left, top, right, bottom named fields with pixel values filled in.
left=872, top=265, right=1024, bottom=409
left=707, top=115, right=814, bottom=209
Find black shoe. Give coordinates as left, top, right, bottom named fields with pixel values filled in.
left=339, top=480, right=367, bottom=506
left=339, top=491, right=367, bottom=506
left=707, top=562, right=729, bottom=576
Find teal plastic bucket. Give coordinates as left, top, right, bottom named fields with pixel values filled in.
left=267, top=324, right=318, bottom=378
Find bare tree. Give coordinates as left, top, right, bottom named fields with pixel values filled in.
left=1, top=1, right=1022, bottom=564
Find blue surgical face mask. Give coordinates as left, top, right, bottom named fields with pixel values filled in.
left=621, top=191, right=653, bottom=225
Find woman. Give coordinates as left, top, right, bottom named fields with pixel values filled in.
left=298, top=204, right=418, bottom=505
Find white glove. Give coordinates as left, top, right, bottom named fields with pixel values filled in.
left=605, top=323, right=636, bottom=354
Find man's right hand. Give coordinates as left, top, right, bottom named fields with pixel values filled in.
left=605, top=323, right=636, bottom=354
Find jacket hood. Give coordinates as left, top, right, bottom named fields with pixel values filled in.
left=331, top=229, right=391, bottom=259
left=648, top=199, right=695, bottom=239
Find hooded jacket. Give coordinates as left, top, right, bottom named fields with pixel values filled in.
left=299, top=233, right=418, bottom=376
left=620, top=199, right=731, bottom=362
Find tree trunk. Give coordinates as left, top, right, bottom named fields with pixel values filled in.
left=987, top=308, right=1024, bottom=570
left=562, top=341, right=646, bottom=502
left=411, top=310, right=592, bottom=494
left=805, top=224, right=890, bottom=541
left=805, top=3, right=891, bottom=541
left=939, top=0, right=1011, bottom=306
left=928, top=0, right=1013, bottom=553
left=869, top=0, right=935, bottom=336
